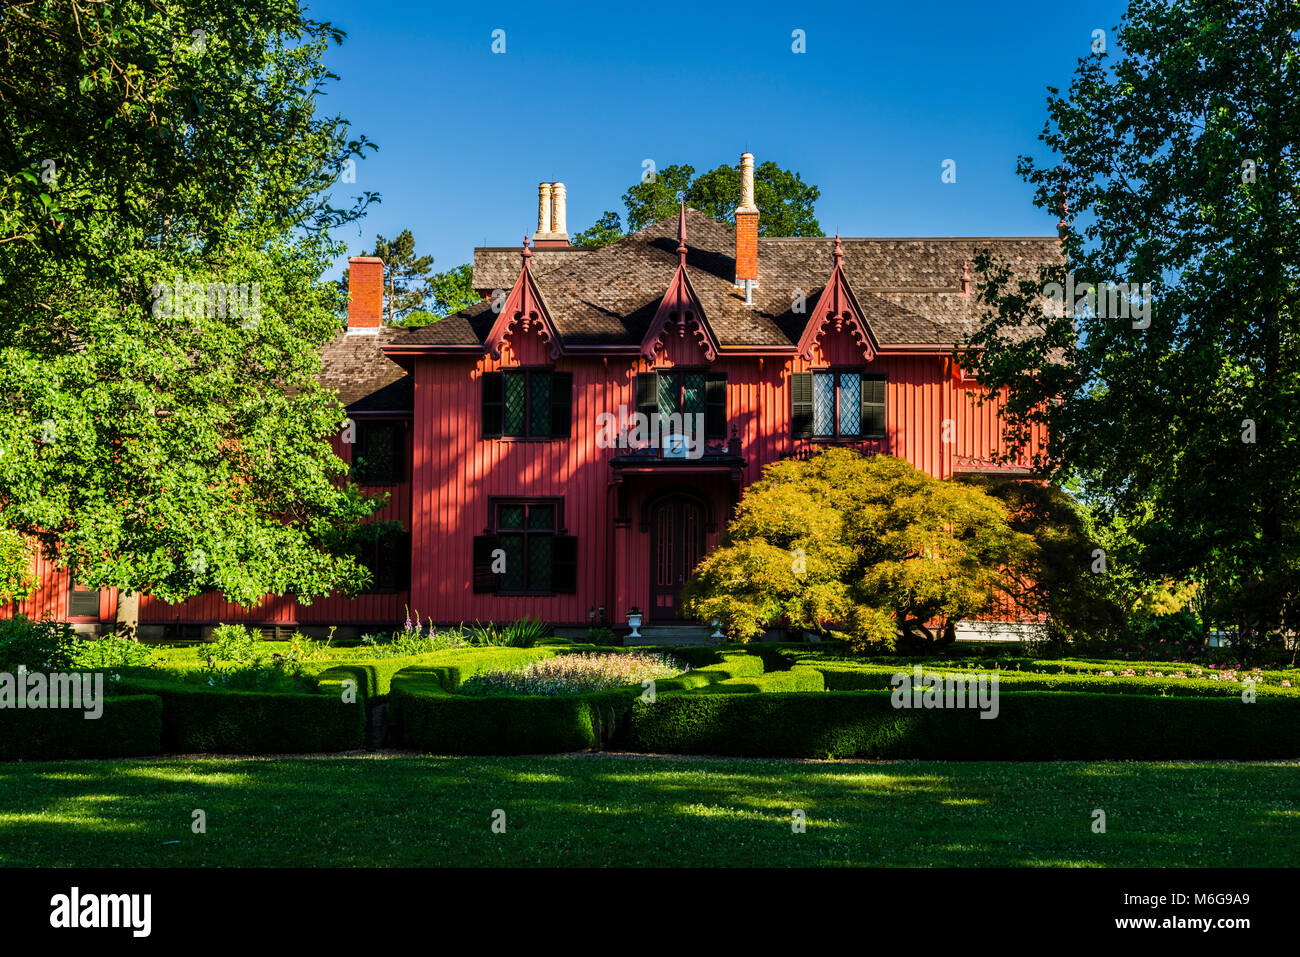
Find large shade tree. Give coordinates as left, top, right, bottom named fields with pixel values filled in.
left=961, top=0, right=1300, bottom=652
left=0, top=0, right=383, bottom=635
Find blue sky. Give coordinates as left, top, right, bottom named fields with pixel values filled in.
left=310, top=0, right=1131, bottom=278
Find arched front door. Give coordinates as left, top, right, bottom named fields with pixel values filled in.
left=649, top=496, right=705, bottom=623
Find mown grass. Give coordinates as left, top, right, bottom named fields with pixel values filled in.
left=0, top=755, right=1295, bottom=867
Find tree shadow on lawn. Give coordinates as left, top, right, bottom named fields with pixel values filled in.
left=0, top=756, right=1295, bottom=867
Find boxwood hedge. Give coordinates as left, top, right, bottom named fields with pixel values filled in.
left=115, top=679, right=364, bottom=754
left=628, top=689, right=1300, bottom=759
left=0, top=694, right=162, bottom=761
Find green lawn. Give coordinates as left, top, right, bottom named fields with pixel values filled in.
left=1, top=754, right=1296, bottom=867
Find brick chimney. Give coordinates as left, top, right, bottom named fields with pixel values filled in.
left=533, top=181, right=570, bottom=248
left=347, top=256, right=384, bottom=334
left=734, top=152, right=758, bottom=301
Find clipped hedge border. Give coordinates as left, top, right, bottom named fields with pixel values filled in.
left=115, top=679, right=364, bottom=754
left=388, top=667, right=604, bottom=754
left=0, top=694, right=163, bottom=761
left=801, top=660, right=1300, bottom=698
left=628, top=689, right=1300, bottom=759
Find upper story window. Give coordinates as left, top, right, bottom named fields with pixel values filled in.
left=635, top=370, right=727, bottom=438
left=482, top=370, right=573, bottom=439
left=353, top=420, right=407, bottom=484
left=792, top=371, right=886, bottom=439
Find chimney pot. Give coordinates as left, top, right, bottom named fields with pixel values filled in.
left=535, top=183, right=553, bottom=240
left=551, top=182, right=567, bottom=238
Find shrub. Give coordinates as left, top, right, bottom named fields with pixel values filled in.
left=359, top=629, right=468, bottom=658
left=0, top=694, right=162, bottom=760
left=114, top=678, right=363, bottom=753
left=196, top=623, right=263, bottom=664
left=585, top=626, right=619, bottom=645
left=390, top=677, right=599, bottom=754
left=69, top=634, right=155, bottom=670
left=465, top=617, right=551, bottom=648
left=459, top=651, right=684, bottom=697
left=0, top=615, right=78, bottom=671
left=628, top=690, right=1300, bottom=759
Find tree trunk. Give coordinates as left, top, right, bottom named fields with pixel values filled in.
left=114, top=591, right=140, bottom=641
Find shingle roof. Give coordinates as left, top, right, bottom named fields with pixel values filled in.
left=319, top=326, right=412, bottom=411
left=338, top=211, right=1060, bottom=404
left=394, top=210, right=1061, bottom=350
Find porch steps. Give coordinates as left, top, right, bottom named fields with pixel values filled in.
left=624, top=625, right=720, bottom=647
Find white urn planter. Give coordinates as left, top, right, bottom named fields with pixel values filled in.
left=626, top=608, right=643, bottom=639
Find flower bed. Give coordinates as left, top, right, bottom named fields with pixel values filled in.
left=458, top=651, right=686, bottom=697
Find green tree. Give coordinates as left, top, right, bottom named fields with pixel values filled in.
left=621, top=160, right=824, bottom=236
left=961, top=0, right=1300, bottom=651
left=0, top=0, right=381, bottom=637
left=0, top=527, right=37, bottom=606
left=682, top=450, right=1035, bottom=651
left=961, top=477, right=1127, bottom=647
left=350, top=229, right=435, bottom=322
left=571, top=210, right=624, bottom=248
left=395, top=263, right=480, bottom=326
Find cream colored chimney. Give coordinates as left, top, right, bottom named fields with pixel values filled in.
left=737, top=152, right=758, bottom=215
left=550, top=182, right=567, bottom=238
left=535, top=182, right=553, bottom=240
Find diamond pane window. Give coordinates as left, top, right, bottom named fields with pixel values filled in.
left=503, top=371, right=527, bottom=435
left=813, top=373, right=835, bottom=437
left=527, top=536, right=553, bottom=592
left=838, top=373, right=861, bottom=436
left=528, top=372, right=551, bottom=437
left=498, top=534, right=525, bottom=591
left=527, top=504, right=555, bottom=530
left=657, top=372, right=679, bottom=420
left=493, top=501, right=561, bottom=594
left=683, top=372, right=706, bottom=416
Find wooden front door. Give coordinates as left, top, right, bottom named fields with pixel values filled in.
left=649, top=497, right=705, bottom=622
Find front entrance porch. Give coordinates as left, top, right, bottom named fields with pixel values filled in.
left=608, top=450, right=742, bottom=635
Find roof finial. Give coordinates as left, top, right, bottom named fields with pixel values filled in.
left=961, top=259, right=972, bottom=297
left=522, top=234, right=532, bottom=270
left=677, top=201, right=687, bottom=265
left=833, top=234, right=843, bottom=268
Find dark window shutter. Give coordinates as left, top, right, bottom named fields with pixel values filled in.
left=862, top=374, right=887, bottom=437
left=482, top=372, right=503, bottom=438
left=552, top=534, right=578, bottom=594
left=791, top=372, right=813, bottom=438
left=635, top=373, right=659, bottom=419
left=550, top=371, right=572, bottom=438
left=472, top=535, right=499, bottom=593
left=705, top=372, right=727, bottom=438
